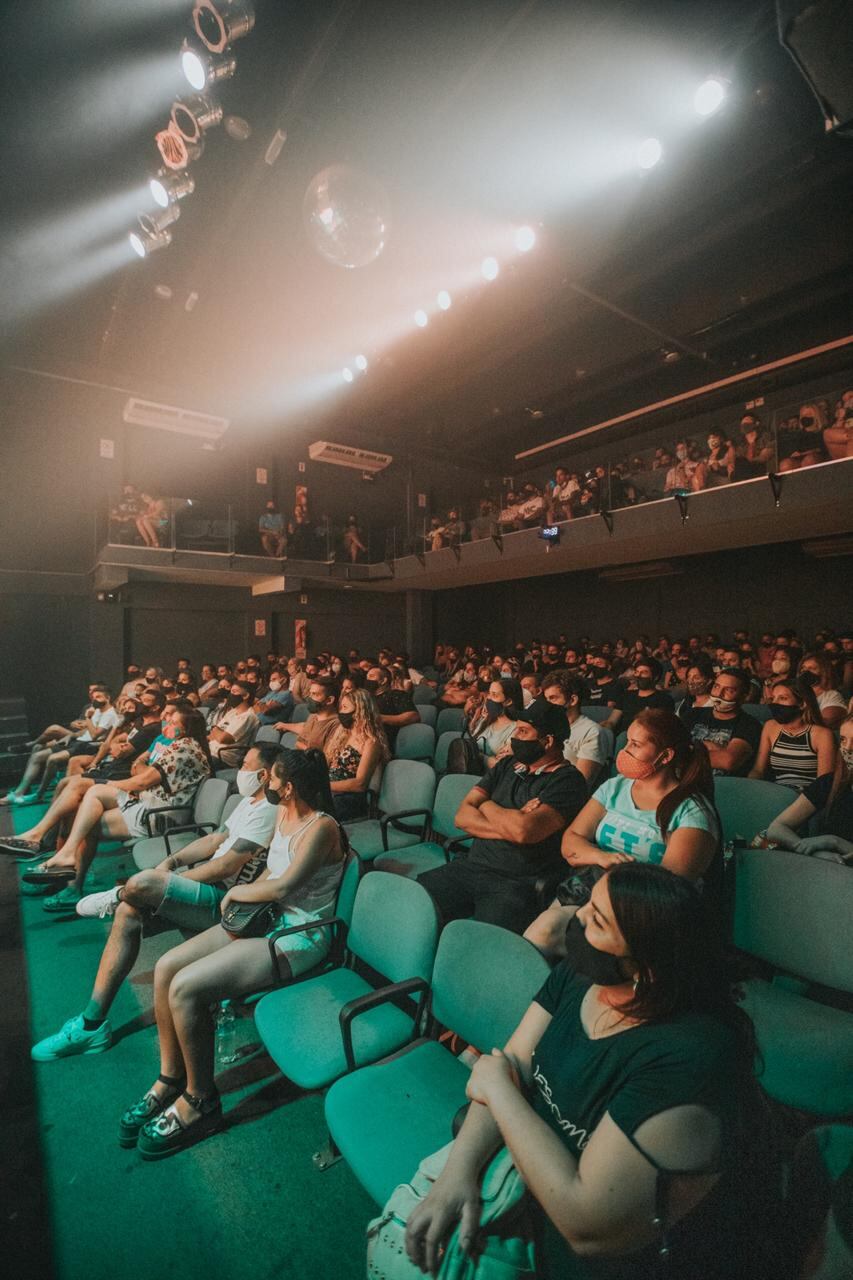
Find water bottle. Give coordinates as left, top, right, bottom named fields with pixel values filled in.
left=216, top=1000, right=238, bottom=1065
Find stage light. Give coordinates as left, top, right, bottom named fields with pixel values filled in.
left=355, top=354, right=368, bottom=371
left=171, top=95, right=223, bottom=143
left=138, top=206, right=180, bottom=236
left=637, top=137, right=663, bottom=169
left=694, top=77, right=726, bottom=117
left=515, top=225, right=536, bottom=252
left=193, top=1, right=255, bottom=56
left=342, top=367, right=354, bottom=383
left=129, top=227, right=172, bottom=259
left=414, top=309, right=428, bottom=328
left=481, top=256, right=500, bottom=281
left=437, top=290, right=452, bottom=310
left=149, top=171, right=194, bottom=209
left=181, top=43, right=235, bottom=93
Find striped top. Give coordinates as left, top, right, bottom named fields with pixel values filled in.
left=768, top=728, right=819, bottom=791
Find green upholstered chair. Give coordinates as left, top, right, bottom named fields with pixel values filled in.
left=413, top=685, right=437, bottom=706
left=436, top=707, right=466, bottom=736
left=714, top=777, right=795, bottom=845
left=345, top=760, right=436, bottom=860
left=417, top=704, right=437, bottom=728
left=373, top=773, right=481, bottom=879
left=394, top=723, right=436, bottom=763
left=131, top=777, right=232, bottom=869
left=433, top=729, right=462, bottom=773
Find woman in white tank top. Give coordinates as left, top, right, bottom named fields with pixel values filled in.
left=118, top=748, right=346, bottom=1160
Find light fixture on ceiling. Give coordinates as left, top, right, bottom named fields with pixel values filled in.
left=414, top=309, right=428, bottom=328
left=354, top=354, right=368, bottom=371
left=180, top=43, right=236, bottom=93
left=170, top=95, right=224, bottom=144
left=138, top=206, right=181, bottom=237
left=694, top=76, right=727, bottom=117
left=192, top=1, right=255, bottom=55
left=437, top=290, right=452, bottom=310
left=130, top=227, right=172, bottom=259
left=149, top=171, right=195, bottom=209
left=637, top=137, right=663, bottom=169
left=342, top=367, right=354, bottom=383
left=481, top=256, right=499, bottom=280
left=515, top=225, right=536, bottom=252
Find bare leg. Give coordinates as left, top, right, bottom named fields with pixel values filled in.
left=135, top=517, right=153, bottom=547
left=152, top=926, right=235, bottom=1094
left=18, top=777, right=92, bottom=842
left=35, top=750, right=71, bottom=800
left=16, top=747, right=52, bottom=795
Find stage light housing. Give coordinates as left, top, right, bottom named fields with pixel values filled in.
left=193, top=1, right=255, bottom=55
left=694, top=76, right=726, bottom=117
left=171, top=95, right=224, bottom=144
left=414, top=309, right=428, bottom=328
left=149, top=171, right=195, bottom=209
left=355, top=354, right=368, bottom=371
left=437, top=290, right=452, bottom=310
left=181, top=42, right=236, bottom=93
left=342, top=367, right=354, bottom=383
left=481, top=256, right=500, bottom=280
left=637, top=137, right=663, bottom=169
left=130, top=227, right=172, bottom=259
left=138, top=206, right=181, bottom=236
left=515, top=225, right=536, bottom=252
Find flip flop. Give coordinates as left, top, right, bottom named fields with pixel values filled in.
left=0, top=837, right=43, bottom=855
left=22, top=864, right=77, bottom=885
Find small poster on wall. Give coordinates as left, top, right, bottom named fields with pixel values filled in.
left=255, top=467, right=268, bottom=486
left=254, top=618, right=267, bottom=638
left=294, top=618, right=307, bottom=659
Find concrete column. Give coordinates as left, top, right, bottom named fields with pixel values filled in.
left=405, top=590, right=433, bottom=666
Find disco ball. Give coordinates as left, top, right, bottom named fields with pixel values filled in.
left=302, top=164, right=390, bottom=269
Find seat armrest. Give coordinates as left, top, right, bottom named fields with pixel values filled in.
left=379, top=808, right=431, bottom=850
left=163, top=822, right=218, bottom=857
left=266, top=916, right=346, bottom=983
left=443, top=836, right=472, bottom=859
left=339, top=977, right=430, bottom=1072
left=142, top=804, right=193, bottom=837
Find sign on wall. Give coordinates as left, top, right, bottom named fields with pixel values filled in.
left=255, top=467, right=268, bottom=485
left=254, top=618, right=267, bottom=637
left=100, top=438, right=115, bottom=459
left=294, top=618, right=307, bottom=659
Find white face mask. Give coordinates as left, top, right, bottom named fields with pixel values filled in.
left=522, top=688, right=535, bottom=708
left=236, top=769, right=262, bottom=797
left=268, top=680, right=282, bottom=692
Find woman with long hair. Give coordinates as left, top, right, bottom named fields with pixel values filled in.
left=767, top=713, right=853, bottom=863
left=525, top=708, right=719, bottom=960
left=121, top=748, right=347, bottom=1158
left=749, top=678, right=836, bottom=791
left=467, top=677, right=521, bottom=767
left=406, top=862, right=766, bottom=1277
left=798, top=651, right=847, bottom=730
left=324, top=687, right=390, bottom=821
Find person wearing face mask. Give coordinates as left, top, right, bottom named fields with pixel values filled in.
left=767, top=714, right=853, bottom=865
left=749, top=679, right=836, bottom=791
left=259, top=500, right=286, bottom=557
left=27, top=746, right=279, bottom=1062
left=520, top=672, right=542, bottom=710
left=683, top=668, right=761, bottom=776
left=440, top=660, right=481, bottom=707
left=605, top=658, right=673, bottom=736
left=524, top=709, right=719, bottom=961
left=5, top=686, right=124, bottom=807
left=417, top=700, right=586, bottom=934
left=467, top=679, right=521, bottom=768
left=734, top=414, right=773, bottom=479
left=254, top=666, right=295, bottom=725
left=695, top=430, right=736, bottom=489
left=364, top=665, right=418, bottom=751
left=79, top=690, right=168, bottom=785
left=798, top=653, right=847, bottom=731
left=664, top=439, right=701, bottom=493
left=761, top=646, right=794, bottom=702
left=541, top=672, right=608, bottom=791
left=121, top=748, right=345, bottom=1157
left=323, top=688, right=390, bottom=821
left=119, top=664, right=144, bottom=702
left=674, top=656, right=716, bottom=720
left=207, top=681, right=258, bottom=770
left=277, top=676, right=341, bottom=751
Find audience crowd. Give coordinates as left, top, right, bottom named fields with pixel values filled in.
left=4, top=618, right=852, bottom=1276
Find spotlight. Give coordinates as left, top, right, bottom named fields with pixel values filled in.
left=180, top=43, right=235, bottom=93
left=481, top=256, right=499, bottom=281
left=637, top=137, right=663, bottom=169
left=138, top=206, right=180, bottom=236
left=694, top=76, right=726, bottom=117
left=149, top=171, right=194, bottom=209
left=170, top=95, right=224, bottom=144
left=193, top=1, right=255, bottom=55
left=515, top=225, right=536, bottom=252
left=355, top=354, right=368, bottom=371
left=155, top=123, right=202, bottom=171
left=414, top=309, right=428, bottom=328
left=129, top=228, right=172, bottom=259
left=342, top=367, right=354, bottom=383
left=437, top=290, right=452, bottom=310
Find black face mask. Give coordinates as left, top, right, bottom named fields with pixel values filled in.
left=511, top=737, right=543, bottom=765
left=228, top=692, right=245, bottom=707
left=636, top=677, right=654, bottom=691
left=563, top=914, right=628, bottom=986
left=305, top=697, right=323, bottom=714
left=486, top=698, right=505, bottom=718
left=799, top=670, right=820, bottom=688
left=338, top=710, right=355, bottom=730
left=366, top=679, right=383, bottom=695
left=771, top=703, right=802, bottom=725
left=264, top=785, right=282, bottom=807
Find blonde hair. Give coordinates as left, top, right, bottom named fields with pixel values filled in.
left=324, top=687, right=390, bottom=765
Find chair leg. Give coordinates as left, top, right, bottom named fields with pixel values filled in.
left=312, top=1135, right=341, bottom=1171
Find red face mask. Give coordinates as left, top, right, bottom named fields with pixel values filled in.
left=615, top=749, right=659, bottom=781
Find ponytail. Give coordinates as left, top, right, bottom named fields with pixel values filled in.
left=632, top=708, right=714, bottom=839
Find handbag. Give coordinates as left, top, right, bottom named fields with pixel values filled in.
left=220, top=898, right=278, bottom=938
left=366, top=1142, right=536, bottom=1280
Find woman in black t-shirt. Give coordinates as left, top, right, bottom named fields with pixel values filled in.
left=766, top=713, right=853, bottom=863
left=405, top=864, right=768, bottom=1279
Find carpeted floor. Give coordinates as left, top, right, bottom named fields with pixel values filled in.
left=5, top=801, right=376, bottom=1280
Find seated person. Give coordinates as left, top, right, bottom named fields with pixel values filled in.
left=766, top=713, right=853, bottom=864
left=605, top=658, right=674, bottom=734
left=16, top=709, right=212, bottom=913
left=695, top=430, right=736, bottom=488
left=417, top=701, right=587, bottom=934
left=286, top=657, right=311, bottom=704
left=78, top=690, right=166, bottom=784
left=520, top=671, right=542, bottom=708
left=467, top=679, right=520, bottom=767
left=735, top=414, right=774, bottom=478
left=118, top=749, right=346, bottom=1158
left=29, top=747, right=278, bottom=1061
left=110, top=483, right=141, bottom=538
left=136, top=493, right=169, bottom=548
left=683, top=668, right=760, bottom=776
left=439, top=660, right=480, bottom=707
left=119, top=664, right=145, bottom=701
left=254, top=667, right=294, bottom=725
left=798, top=652, right=848, bottom=731
left=324, top=688, right=389, bottom=821
left=406, top=863, right=766, bottom=1279
left=7, top=685, right=123, bottom=804
left=749, top=679, right=836, bottom=791
left=823, top=393, right=853, bottom=460
left=365, top=666, right=418, bottom=751
left=469, top=500, right=497, bottom=541
left=258, top=501, right=286, bottom=557
left=674, top=656, right=716, bottom=719
left=208, top=681, right=258, bottom=769
left=197, top=664, right=220, bottom=704
left=276, top=676, right=341, bottom=751
left=541, top=672, right=608, bottom=791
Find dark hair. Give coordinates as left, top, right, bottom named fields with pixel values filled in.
left=141, top=688, right=166, bottom=712
left=634, top=655, right=662, bottom=681
left=827, top=712, right=853, bottom=812
left=631, top=709, right=715, bottom=839
left=542, top=671, right=585, bottom=703
left=272, top=747, right=336, bottom=814
left=310, top=675, right=340, bottom=702
left=231, top=680, right=253, bottom=700
left=769, top=678, right=822, bottom=728
left=174, top=707, right=213, bottom=769
left=717, top=666, right=751, bottom=697
left=252, top=742, right=280, bottom=771
left=686, top=653, right=715, bottom=681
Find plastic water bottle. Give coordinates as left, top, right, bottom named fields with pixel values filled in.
left=216, top=1001, right=238, bottom=1065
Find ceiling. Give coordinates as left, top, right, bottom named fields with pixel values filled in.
left=4, top=0, right=853, bottom=470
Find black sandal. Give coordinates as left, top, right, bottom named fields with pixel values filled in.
left=137, top=1089, right=223, bottom=1160
left=22, top=862, right=76, bottom=885
left=118, top=1074, right=186, bottom=1148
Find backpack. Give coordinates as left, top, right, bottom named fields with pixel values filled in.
left=446, top=733, right=484, bottom=775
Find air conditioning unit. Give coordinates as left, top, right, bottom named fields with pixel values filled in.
left=308, top=441, right=392, bottom=473
left=122, top=397, right=230, bottom=443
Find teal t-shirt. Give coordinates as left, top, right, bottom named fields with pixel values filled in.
left=592, top=776, right=717, bottom=865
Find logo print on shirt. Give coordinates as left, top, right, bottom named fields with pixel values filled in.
left=533, top=1063, right=590, bottom=1150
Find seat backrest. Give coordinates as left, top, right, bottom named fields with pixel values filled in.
left=436, top=707, right=465, bottom=736
left=580, top=704, right=610, bottom=724
left=431, top=774, right=482, bottom=839
left=714, top=777, right=795, bottom=844
left=413, top=685, right=437, bottom=705
left=434, top=730, right=462, bottom=772
left=732, top=848, right=853, bottom=992
left=417, top=704, right=437, bottom=728
left=395, top=723, right=436, bottom=761
left=598, top=726, right=615, bottom=760
left=742, top=703, right=774, bottom=723
left=219, top=793, right=243, bottom=825
left=614, top=730, right=628, bottom=756
left=255, top=725, right=282, bottom=745
left=335, top=852, right=364, bottom=927
left=193, top=777, right=230, bottom=827
left=279, top=730, right=300, bottom=750
left=377, top=759, right=436, bottom=815
left=432, top=921, right=550, bottom=1052
left=291, top=703, right=311, bottom=724
left=347, top=872, right=439, bottom=984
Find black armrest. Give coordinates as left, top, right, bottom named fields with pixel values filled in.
left=379, top=807, right=431, bottom=850
left=163, top=822, right=218, bottom=857
left=142, top=804, right=193, bottom=837
left=267, top=915, right=346, bottom=983
left=339, top=977, right=430, bottom=1072
left=443, top=836, right=472, bottom=859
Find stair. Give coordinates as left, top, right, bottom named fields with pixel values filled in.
left=0, top=699, right=29, bottom=784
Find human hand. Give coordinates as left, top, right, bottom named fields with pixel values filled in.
left=520, top=797, right=541, bottom=813
left=219, top=891, right=234, bottom=915
left=466, top=1048, right=520, bottom=1106
left=405, top=1174, right=482, bottom=1275
left=794, top=836, right=841, bottom=858
left=596, top=849, right=634, bottom=868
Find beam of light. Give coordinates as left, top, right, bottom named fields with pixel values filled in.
left=481, top=256, right=500, bottom=280
left=514, top=225, right=536, bottom=252
left=150, top=172, right=195, bottom=209
left=342, top=366, right=354, bottom=382
left=637, top=137, right=663, bottom=169
left=181, top=44, right=235, bottom=92
left=2, top=238, right=137, bottom=331
left=355, top=354, right=368, bottom=371
left=8, top=187, right=152, bottom=265
left=436, top=290, right=452, bottom=310
left=414, top=309, right=429, bottom=328
left=694, top=77, right=726, bottom=117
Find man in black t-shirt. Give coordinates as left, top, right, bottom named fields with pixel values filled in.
left=418, top=701, right=587, bottom=933
left=683, top=667, right=760, bottom=776
left=606, top=658, right=674, bottom=734
left=366, top=666, right=418, bottom=751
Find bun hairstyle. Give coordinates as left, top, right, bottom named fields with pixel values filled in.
left=272, top=747, right=336, bottom=814
left=632, top=708, right=714, bottom=839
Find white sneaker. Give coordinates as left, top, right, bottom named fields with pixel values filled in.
left=76, top=887, right=121, bottom=918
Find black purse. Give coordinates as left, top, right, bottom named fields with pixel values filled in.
left=221, top=899, right=278, bottom=938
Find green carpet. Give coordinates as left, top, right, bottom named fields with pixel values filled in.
left=14, top=804, right=377, bottom=1280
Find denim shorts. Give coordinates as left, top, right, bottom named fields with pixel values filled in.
left=158, top=875, right=225, bottom=930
